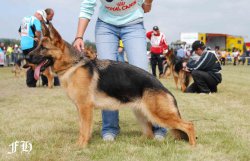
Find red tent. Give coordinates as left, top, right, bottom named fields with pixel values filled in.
left=246, top=42, right=250, bottom=50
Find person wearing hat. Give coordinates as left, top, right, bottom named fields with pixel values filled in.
left=40, top=8, right=61, bottom=87
left=13, top=44, right=22, bottom=64
left=183, top=40, right=222, bottom=93
left=18, top=10, right=46, bottom=87
left=146, top=26, right=168, bottom=78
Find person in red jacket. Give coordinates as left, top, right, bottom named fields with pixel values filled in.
left=146, top=26, right=168, bottom=77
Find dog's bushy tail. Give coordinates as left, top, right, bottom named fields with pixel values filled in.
left=184, top=73, right=190, bottom=87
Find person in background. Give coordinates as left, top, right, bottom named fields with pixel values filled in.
left=41, top=8, right=60, bottom=86
left=176, top=46, right=185, bottom=60
left=6, top=45, right=13, bottom=66
left=73, top=0, right=167, bottom=142
left=0, top=42, right=6, bottom=66
left=220, top=50, right=227, bottom=66
left=238, top=49, right=246, bottom=65
left=246, top=49, right=250, bottom=65
left=116, top=39, right=125, bottom=62
left=183, top=40, right=222, bottom=93
left=13, top=44, right=23, bottom=63
left=0, top=42, right=4, bottom=50
left=232, top=48, right=239, bottom=66
left=146, top=26, right=168, bottom=78
left=215, top=46, right=221, bottom=58
left=1, top=43, right=7, bottom=66
left=18, top=10, right=46, bottom=87
left=226, top=49, right=232, bottom=64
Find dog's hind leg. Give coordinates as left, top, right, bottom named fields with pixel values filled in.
left=180, top=71, right=190, bottom=92
left=133, top=109, right=154, bottom=139
left=164, top=66, right=172, bottom=79
left=173, top=73, right=179, bottom=90
left=179, top=71, right=185, bottom=92
left=76, top=103, right=93, bottom=147
left=143, top=91, right=196, bottom=145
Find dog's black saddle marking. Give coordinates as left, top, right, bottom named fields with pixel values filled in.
left=95, top=60, right=172, bottom=103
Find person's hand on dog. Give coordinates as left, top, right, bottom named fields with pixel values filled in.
left=73, top=38, right=85, bottom=52
left=182, top=62, right=187, bottom=68
left=182, top=62, right=190, bottom=72
left=183, top=67, right=190, bottom=72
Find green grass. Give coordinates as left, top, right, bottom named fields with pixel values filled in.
left=0, top=65, right=250, bottom=161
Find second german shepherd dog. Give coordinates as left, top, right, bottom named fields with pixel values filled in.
left=163, top=49, right=191, bottom=92
left=29, top=23, right=196, bottom=147
left=12, top=58, right=27, bottom=77
left=12, top=57, right=54, bottom=88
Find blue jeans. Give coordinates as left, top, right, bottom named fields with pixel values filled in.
left=95, top=19, right=167, bottom=137
left=116, top=51, right=125, bottom=62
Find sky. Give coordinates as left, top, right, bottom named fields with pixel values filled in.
left=0, top=0, right=249, bottom=44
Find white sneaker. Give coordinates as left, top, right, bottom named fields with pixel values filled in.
left=154, top=134, right=164, bottom=141
left=103, top=133, right=115, bottom=141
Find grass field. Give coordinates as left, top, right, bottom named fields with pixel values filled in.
left=0, top=65, right=250, bottom=161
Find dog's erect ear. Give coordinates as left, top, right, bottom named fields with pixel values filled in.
left=47, top=22, right=65, bottom=50
left=28, top=37, right=51, bottom=57
left=41, top=22, right=50, bottom=37
left=83, top=47, right=97, bottom=60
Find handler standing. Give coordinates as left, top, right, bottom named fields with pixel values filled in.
left=146, top=26, right=168, bottom=78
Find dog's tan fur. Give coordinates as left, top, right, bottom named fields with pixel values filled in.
left=30, top=23, right=196, bottom=147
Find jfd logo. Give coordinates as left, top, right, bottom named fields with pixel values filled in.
left=8, top=141, right=32, bottom=154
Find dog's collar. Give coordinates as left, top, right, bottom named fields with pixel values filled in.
left=54, top=65, right=73, bottom=75
left=55, top=59, right=85, bottom=75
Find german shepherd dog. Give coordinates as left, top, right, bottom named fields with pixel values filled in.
left=29, top=23, right=196, bottom=147
left=12, top=58, right=27, bottom=77
left=33, top=62, right=54, bottom=88
left=163, top=49, right=191, bottom=92
left=12, top=57, right=54, bottom=88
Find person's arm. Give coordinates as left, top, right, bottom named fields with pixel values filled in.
left=73, top=18, right=90, bottom=52
left=161, top=34, right=168, bottom=51
left=73, top=0, right=96, bottom=52
left=33, top=19, right=42, bottom=42
left=187, top=52, right=216, bottom=71
left=146, top=31, right=153, bottom=40
left=34, top=31, right=41, bottom=42
left=142, top=0, right=153, bottom=13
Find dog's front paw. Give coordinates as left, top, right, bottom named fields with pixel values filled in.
left=77, top=136, right=89, bottom=148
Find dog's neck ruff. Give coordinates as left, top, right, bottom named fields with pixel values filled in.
left=55, top=58, right=86, bottom=76
left=59, top=60, right=86, bottom=85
